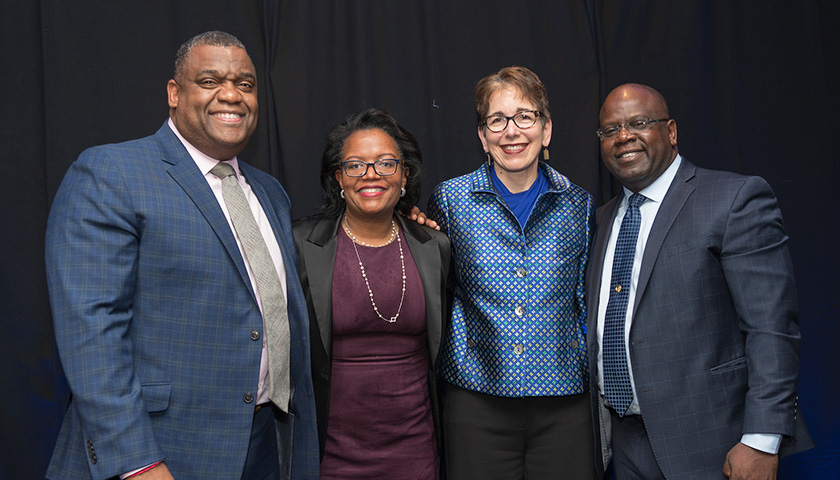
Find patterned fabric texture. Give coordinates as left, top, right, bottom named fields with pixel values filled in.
left=45, top=123, right=319, bottom=479
left=602, top=193, right=646, bottom=415
left=428, top=161, right=592, bottom=397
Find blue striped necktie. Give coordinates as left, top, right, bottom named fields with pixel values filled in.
left=603, top=193, right=646, bottom=416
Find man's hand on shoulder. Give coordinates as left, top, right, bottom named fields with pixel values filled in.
left=723, top=442, right=778, bottom=480
left=406, top=206, right=440, bottom=230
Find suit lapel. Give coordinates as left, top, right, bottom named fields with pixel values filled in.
left=241, top=163, right=294, bottom=271
left=156, top=125, right=255, bottom=299
left=398, top=216, right=442, bottom=366
left=633, top=161, right=696, bottom=315
left=301, top=216, right=340, bottom=356
left=587, top=196, right=620, bottom=358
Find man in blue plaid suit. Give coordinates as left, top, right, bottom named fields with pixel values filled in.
left=45, top=31, right=318, bottom=479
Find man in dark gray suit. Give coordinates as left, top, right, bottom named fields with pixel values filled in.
left=586, top=84, right=812, bottom=479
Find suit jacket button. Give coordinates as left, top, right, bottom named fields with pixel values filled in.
left=86, top=441, right=97, bottom=464
left=250, top=330, right=260, bottom=341
left=244, top=393, right=254, bottom=404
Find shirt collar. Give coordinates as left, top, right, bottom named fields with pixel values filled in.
left=622, top=154, right=682, bottom=205
left=167, top=118, right=242, bottom=177
left=472, top=161, right=569, bottom=194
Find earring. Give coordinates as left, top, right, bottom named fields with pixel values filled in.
left=340, top=189, right=345, bottom=199
left=400, top=187, right=406, bottom=197
left=486, top=152, right=492, bottom=165
left=543, top=147, right=550, bottom=161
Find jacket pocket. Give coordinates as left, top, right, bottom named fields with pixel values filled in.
left=710, top=356, right=747, bottom=374
left=140, top=382, right=172, bottom=412
left=666, top=234, right=710, bottom=256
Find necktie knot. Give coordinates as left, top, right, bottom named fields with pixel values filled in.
left=628, top=193, right=646, bottom=209
left=210, top=162, right=236, bottom=179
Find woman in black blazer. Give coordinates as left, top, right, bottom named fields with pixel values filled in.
left=293, top=108, right=451, bottom=479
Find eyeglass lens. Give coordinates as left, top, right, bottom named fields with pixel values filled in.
left=343, top=159, right=399, bottom=176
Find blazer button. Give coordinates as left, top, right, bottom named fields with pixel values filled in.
left=243, top=393, right=254, bottom=404
left=87, top=440, right=97, bottom=464
left=250, top=330, right=260, bottom=341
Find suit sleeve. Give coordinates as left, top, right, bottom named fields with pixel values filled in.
left=577, top=194, right=594, bottom=335
left=427, top=183, right=450, bottom=235
left=46, top=148, right=163, bottom=477
left=719, top=176, right=800, bottom=437
left=427, top=184, right=456, bottom=312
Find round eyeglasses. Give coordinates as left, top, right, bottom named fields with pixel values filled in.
left=596, top=118, right=670, bottom=140
left=483, top=110, right=542, bottom=132
left=341, top=159, right=401, bottom=177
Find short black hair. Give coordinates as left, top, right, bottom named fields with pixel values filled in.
left=173, top=31, right=248, bottom=82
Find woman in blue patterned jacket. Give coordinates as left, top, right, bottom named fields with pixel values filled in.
left=427, top=66, right=596, bottom=479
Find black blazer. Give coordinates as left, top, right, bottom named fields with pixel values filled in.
left=293, top=213, right=452, bottom=457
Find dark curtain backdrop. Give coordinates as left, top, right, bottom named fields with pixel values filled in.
left=2, top=1, right=836, bottom=478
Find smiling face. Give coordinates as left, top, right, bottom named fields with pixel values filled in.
left=479, top=86, right=552, bottom=182
left=599, top=84, right=677, bottom=192
left=335, top=128, right=407, bottom=224
left=167, top=45, right=258, bottom=160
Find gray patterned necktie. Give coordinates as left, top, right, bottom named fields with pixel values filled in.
left=211, top=162, right=290, bottom=412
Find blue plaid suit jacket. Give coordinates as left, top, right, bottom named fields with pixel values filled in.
left=586, top=159, right=812, bottom=479
left=45, top=122, right=319, bottom=479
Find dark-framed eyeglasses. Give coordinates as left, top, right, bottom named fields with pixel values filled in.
left=483, top=110, right=542, bottom=132
left=596, top=118, right=670, bottom=140
left=341, top=158, right=401, bottom=177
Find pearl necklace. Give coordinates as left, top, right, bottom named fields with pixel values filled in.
left=342, top=215, right=397, bottom=247
left=342, top=217, right=406, bottom=323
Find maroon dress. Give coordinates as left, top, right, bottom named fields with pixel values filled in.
left=320, top=228, right=438, bottom=479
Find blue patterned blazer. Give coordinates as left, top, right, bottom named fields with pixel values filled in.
left=45, top=122, right=319, bottom=479
left=586, top=159, right=812, bottom=479
left=429, top=162, right=592, bottom=397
